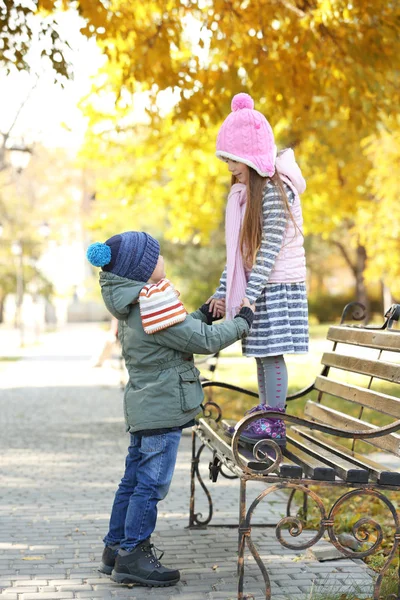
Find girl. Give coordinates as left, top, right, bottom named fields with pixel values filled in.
left=208, top=93, right=309, bottom=446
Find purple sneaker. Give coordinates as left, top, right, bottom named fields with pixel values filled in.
left=227, top=404, right=286, bottom=447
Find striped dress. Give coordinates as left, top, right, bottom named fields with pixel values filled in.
left=214, top=181, right=309, bottom=358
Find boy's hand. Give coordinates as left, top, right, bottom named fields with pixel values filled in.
left=241, top=297, right=255, bottom=313
left=206, top=297, right=226, bottom=318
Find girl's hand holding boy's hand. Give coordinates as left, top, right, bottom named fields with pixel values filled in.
left=234, top=297, right=255, bottom=329
left=206, top=297, right=226, bottom=318
left=241, top=297, right=255, bottom=312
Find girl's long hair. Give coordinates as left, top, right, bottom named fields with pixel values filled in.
left=235, top=168, right=295, bottom=269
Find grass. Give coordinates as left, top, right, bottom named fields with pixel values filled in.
left=293, top=570, right=400, bottom=599
left=298, top=576, right=372, bottom=599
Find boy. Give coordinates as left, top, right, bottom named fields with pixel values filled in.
left=87, top=230, right=254, bottom=587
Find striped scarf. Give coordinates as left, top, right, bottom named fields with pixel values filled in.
left=139, top=278, right=187, bottom=334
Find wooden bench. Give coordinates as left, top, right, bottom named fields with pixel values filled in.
left=188, top=303, right=400, bottom=600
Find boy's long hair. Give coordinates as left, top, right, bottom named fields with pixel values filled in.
left=234, top=167, right=294, bottom=269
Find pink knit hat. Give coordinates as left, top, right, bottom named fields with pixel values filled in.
left=216, top=93, right=277, bottom=177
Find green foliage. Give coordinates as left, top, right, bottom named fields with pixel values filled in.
left=308, top=292, right=384, bottom=323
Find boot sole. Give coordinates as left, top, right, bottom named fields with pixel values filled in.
left=111, top=569, right=179, bottom=587
left=98, top=562, right=113, bottom=575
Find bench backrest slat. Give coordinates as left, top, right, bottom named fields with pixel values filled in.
left=314, top=375, right=400, bottom=418
left=327, top=327, right=400, bottom=352
left=304, top=400, right=400, bottom=456
left=321, top=352, right=400, bottom=383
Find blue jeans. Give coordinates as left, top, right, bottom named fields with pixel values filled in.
left=103, top=430, right=182, bottom=551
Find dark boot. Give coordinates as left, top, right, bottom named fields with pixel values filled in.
left=99, top=545, right=119, bottom=575
left=111, top=539, right=180, bottom=587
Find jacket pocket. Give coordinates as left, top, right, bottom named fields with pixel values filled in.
left=179, top=367, right=202, bottom=412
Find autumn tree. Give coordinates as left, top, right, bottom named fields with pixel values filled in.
left=361, top=116, right=400, bottom=300
left=4, top=1, right=399, bottom=309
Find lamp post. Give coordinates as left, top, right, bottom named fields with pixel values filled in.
left=11, top=241, right=24, bottom=346
left=8, top=146, right=32, bottom=348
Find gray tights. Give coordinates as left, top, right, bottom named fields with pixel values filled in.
left=256, top=355, right=288, bottom=409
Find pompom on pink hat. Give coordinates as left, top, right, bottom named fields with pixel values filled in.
left=216, top=93, right=277, bottom=177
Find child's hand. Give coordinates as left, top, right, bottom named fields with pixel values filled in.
left=207, top=297, right=226, bottom=318
left=241, top=297, right=255, bottom=313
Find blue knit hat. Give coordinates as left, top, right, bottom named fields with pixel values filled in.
left=86, top=231, right=160, bottom=282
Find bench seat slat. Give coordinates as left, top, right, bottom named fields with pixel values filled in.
left=292, top=427, right=400, bottom=486
left=283, top=442, right=336, bottom=481
left=327, top=327, right=400, bottom=352
left=314, top=375, right=400, bottom=418
left=321, top=352, right=400, bottom=383
left=304, top=401, right=400, bottom=455
left=287, top=430, right=369, bottom=483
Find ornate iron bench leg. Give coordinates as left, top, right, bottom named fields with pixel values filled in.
left=188, top=429, right=214, bottom=528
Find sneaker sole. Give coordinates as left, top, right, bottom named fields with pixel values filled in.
left=98, top=562, right=113, bottom=575
left=111, top=570, right=179, bottom=587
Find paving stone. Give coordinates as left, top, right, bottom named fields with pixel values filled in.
left=57, top=583, right=93, bottom=591
left=2, top=587, right=39, bottom=593
left=75, top=593, right=113, bottom=599
left=20, top=594, right=74, bottom=600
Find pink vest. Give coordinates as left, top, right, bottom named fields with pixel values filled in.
left=268, top=179, right=306, bottom=284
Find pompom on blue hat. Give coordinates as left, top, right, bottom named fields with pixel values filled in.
left=86, top=242, right=111, bottom=267
left=86, top=231, right=160, bottom=282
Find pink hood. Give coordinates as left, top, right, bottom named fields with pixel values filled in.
left=276, top=148, right=306, bottom=195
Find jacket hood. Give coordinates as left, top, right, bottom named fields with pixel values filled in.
left=276, top=148, right=306, bottom=195
left=100, top=272, right=144, bottom=320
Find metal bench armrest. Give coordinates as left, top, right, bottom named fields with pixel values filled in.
left=201, top=380, right=259, bottom=398
left=286, top=382, right=315, bottom=401
left=201, top=379, right=316, bottom=402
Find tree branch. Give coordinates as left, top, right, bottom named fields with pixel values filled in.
left=277, top=0, right=306, bottom=17
left=331, top=239, right=356, bottom=276
left=0, top=77, right=38, bottom=171
left=6, top=76, right=39, bottom=140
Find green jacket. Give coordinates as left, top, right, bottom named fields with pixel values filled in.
left=100, top=272, right=250, bottom=433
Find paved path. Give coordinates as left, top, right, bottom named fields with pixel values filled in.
left=0, top=324, right=374, bottom=600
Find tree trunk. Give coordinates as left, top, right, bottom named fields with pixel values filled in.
left=0, top=296, right=4, bottom=324
left=355, top=243, right=370, bottom=320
